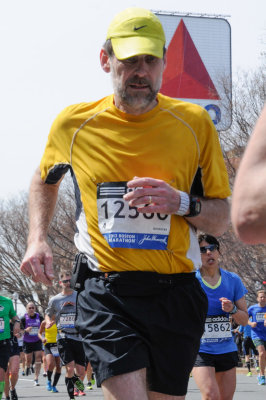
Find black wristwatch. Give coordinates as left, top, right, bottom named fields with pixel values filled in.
left=229, top=304, right=238, bottom=315
left=185, top=196, right=201, bottom=217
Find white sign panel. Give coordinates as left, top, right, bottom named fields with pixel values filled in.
left=156, top=12, right=232, bottom=130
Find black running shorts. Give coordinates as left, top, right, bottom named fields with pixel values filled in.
left=57, top=337, right=86, bottom=367
left=194, top=351, right=239, bottom=372
left=76, top=271, right=208, bottom=396
left=10, top=340, right=20, bottom=357
left=22, top=340, right=42, bottom=354
left=0, top=340, right=11, bottom=371
left=243, top=337, right=258, bottom=356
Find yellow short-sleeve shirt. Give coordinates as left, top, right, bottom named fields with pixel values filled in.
left=40, top=93, right=231, bottom=274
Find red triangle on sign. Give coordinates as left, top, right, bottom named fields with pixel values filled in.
left=160, top=19, right=220, bottom=100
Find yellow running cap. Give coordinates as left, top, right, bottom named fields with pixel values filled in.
left=106, top=7, right=166, bottom=60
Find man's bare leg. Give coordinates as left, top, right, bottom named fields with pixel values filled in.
left=101, top=368, right=148, bottom=400
left=101, top=368, right=186, bottom=400
left=148, top=391, right=185, bottom=400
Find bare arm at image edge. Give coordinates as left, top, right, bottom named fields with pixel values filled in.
left=20, top=167, right=61, bottom=285
left=231, top=105, right=266, bottom=244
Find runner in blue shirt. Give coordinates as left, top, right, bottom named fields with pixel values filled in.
left=193, top=234, right=248, bottom=400
left=248, top=289, right=266, bottom=385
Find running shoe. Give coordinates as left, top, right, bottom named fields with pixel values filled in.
left=91, top=373, right=95, bottom=385
left=10, top=389, right=18, bottom=400
left=72, top=376, right=85, bottom=391
left=258, top=375, right=266, bottom=385
left=256, top=367, right=260, bottom=372
left=34, top=379, right=40, bottom=386
left=5, top=396, right=10, bottom=400
left=74, top=388, right=79, bottom=397
left=246, top=371, right=252, bottom=377
left=46, top=381, right=52, bottom=391
left=78, top=390, right=86, bottom=396
left=86, top=382, right=93, bottom=390
left=26, top=367, right=31, bottom=376
left=51, top=386, right=59, bottom=393
left=43, top=372, right=47, bottom=377
left=21, top=370, right=25, bottom=376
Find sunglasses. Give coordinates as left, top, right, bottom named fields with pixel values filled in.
left=61, top=279, right=71, bottom=283
left=200, top=244, right=218, bottom=254
left=28, top=307, right=35, bottom=309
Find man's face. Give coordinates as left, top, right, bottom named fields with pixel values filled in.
left=109, top=53, right=165, bottom=114
left=257, top=292, right=266, bottom=307
left=60, top=275, right=71, bottom=289
left=26, top=303, right=36, bottom=316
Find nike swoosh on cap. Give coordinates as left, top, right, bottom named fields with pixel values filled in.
left=134, top=25, right=147, bottom=31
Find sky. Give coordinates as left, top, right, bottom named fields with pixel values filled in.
left=0, top=0, right=265, bottom=201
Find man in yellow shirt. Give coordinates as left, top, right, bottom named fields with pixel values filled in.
left=20, top=7, right=230, bottom=399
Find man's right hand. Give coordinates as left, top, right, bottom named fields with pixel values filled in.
left=20, top=240, right=54, bottom=286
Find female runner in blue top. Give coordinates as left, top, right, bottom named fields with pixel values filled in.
left=193, top=234, right=249, bottom=400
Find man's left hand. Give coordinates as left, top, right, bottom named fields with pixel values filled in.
left=124, top=176, right=181, bottom=214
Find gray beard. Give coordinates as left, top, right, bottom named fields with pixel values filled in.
left=119, top=88, right=158, bottom=111
left=112, top=73, right=161, bottom=112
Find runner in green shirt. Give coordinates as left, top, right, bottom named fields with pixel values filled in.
left=0, top=295, right=20, bottom=400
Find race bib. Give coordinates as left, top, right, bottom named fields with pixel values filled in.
left=60, top=313, right=75, bottom=329
left=0, top=318, right=4, bottom=333
left=29, top=326, right=39, bottom=336
left=50, top=346, right=59, bottom=357
left=202, top=315, right=232, bottom=342
left=97, top=182, right=170, bottom=250
left=256, top=312, right=265, bottom=322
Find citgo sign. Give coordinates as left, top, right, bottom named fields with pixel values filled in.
left=156, top=12, right=232, bottom=130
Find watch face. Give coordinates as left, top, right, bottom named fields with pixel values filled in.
left=230, top=305, right=237, bottom=314
left=186, top=197, right=201, bottom=217
left=193, top=197, right=201, bottom=215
